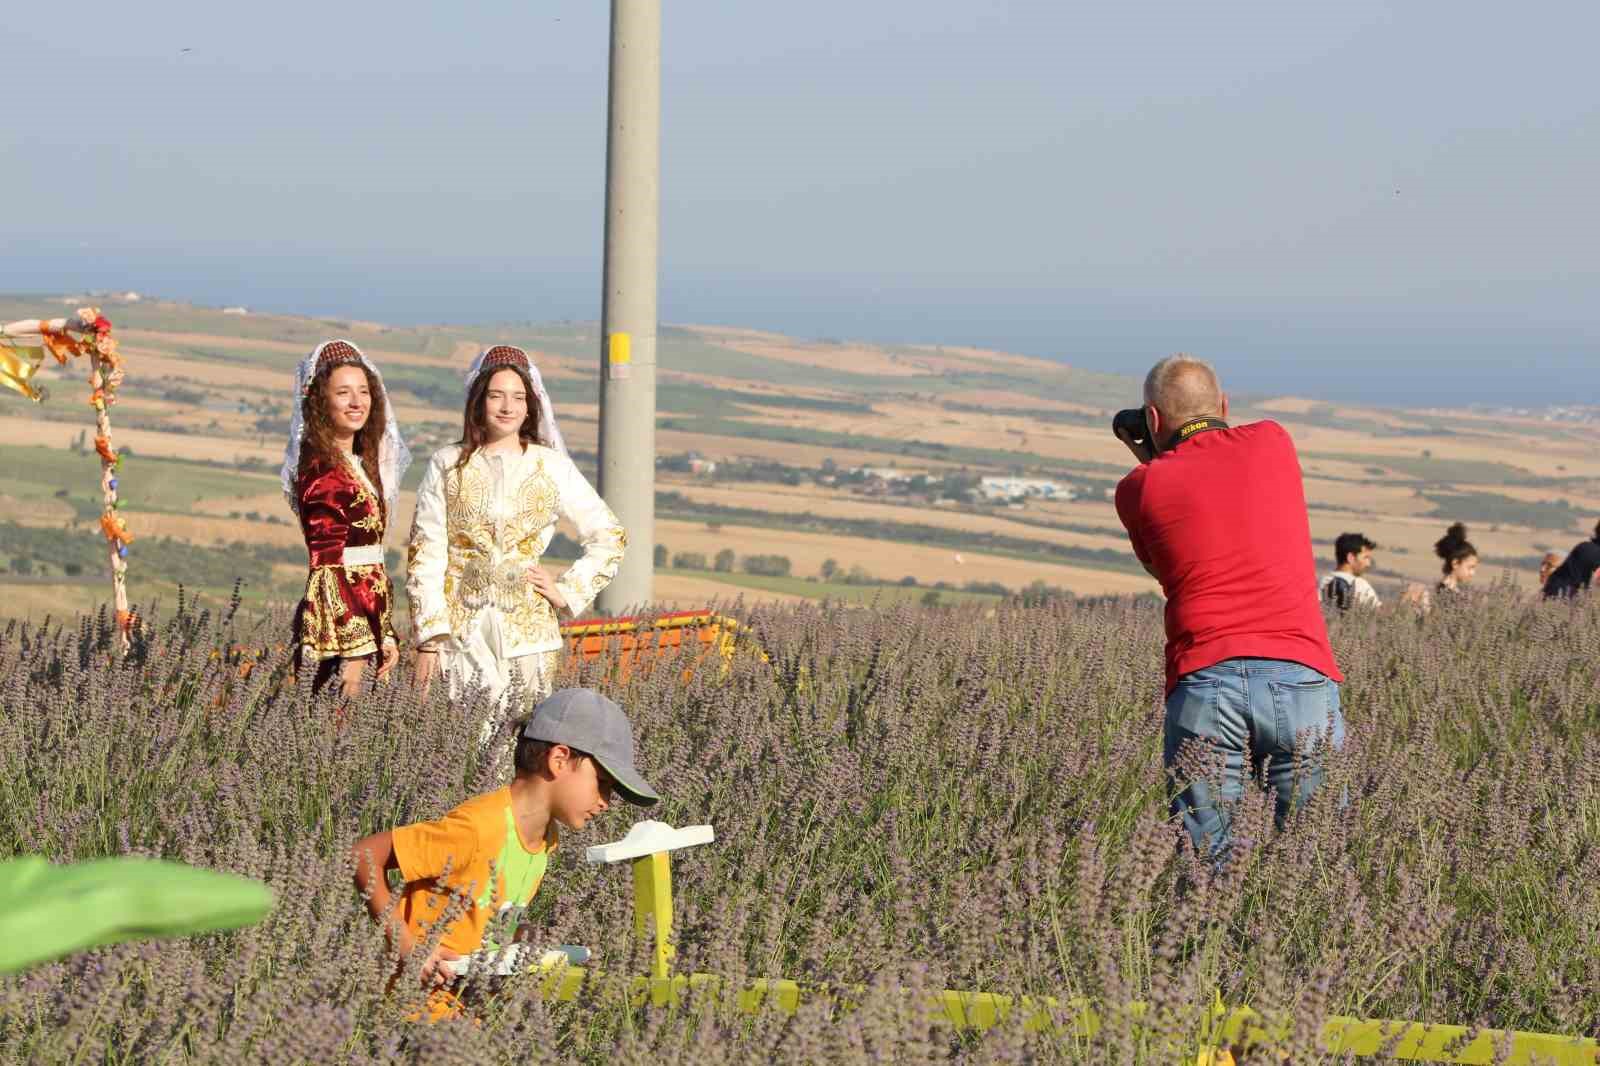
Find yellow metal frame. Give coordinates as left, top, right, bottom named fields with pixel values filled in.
left=540, top=848, right=1596, bottom=1064
left=631, top=851, right=674, bottom=981
left=523, top=954, right=1595, bottom=1064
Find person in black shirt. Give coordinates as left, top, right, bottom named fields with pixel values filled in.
left=1543, top=521, right=1600, bottom=599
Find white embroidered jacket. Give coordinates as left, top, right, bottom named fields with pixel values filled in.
left=405, top=443, right=626, bottom=655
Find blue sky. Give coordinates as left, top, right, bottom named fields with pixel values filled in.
left=3, top=1, right=1596, bottom=405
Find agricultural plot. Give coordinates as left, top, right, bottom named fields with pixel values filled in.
left=659, top=481, right=1133, bottom=554
left=0, top=445, right=279, bottom=520
left=651, top=518, right=1158, bottom=595
left=3, top=593, right=1598, bottom=1062
left=3, top=297, right=1598, bottom=621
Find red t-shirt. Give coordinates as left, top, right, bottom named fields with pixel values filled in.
left=1115, top=420, right=1342, bottom=695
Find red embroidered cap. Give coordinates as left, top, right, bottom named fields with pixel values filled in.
left=480, top=346, right=532, bottom=373
left=304, top=340, right=364, bottom=393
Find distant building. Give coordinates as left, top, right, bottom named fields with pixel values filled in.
left=222, top=306, right=250, bottom=316
left=121, top=292, right=142, bottom=302
left=853, top=466, right=913, bottom=483
left=979, top=476, right=1073, bottom=503
left=687, top=457, right=717, bottom=476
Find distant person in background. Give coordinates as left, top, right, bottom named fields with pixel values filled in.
left=1539, top=551, right=1563, bottom=589
left=1320, top=532, right=1381, bottom=610
left=407, top=346, right=626, bottom=732
left=1114, top=354, right=1344, bottom=863
left=281, top=340, right=411, bottom=699
left=1542, top=521, right=1600, bottom=599
left=1433, top=523, right=1478, bottom=596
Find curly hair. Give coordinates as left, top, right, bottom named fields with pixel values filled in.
left=1433, top=522, right=1477, bottom=576
left=455, top=363, right=544, bottom=472
left=299, top=359, right=390, bottom=525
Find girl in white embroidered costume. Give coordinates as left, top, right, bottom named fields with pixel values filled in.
left=407, top=346, right=625, bottom=717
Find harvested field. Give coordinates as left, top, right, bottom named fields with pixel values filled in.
left=1469, top=482, right=1600, bottom=512
left=192, top=492, right=290, bottom=517
left=655, top=517, right=1158, bottom=596
left=692, top=333, right=926, bottom=378
left=937, top=388, right=1107, bottom=414
left=902, top=341, right=1079, bottom=373
left=1254, top=396, right=1319, bottom=414
left=664, top=481, right=1131, bottom=552
left=1301, top=477, right=1437, bottom=518
left=120, top=512, right=305, bottom=550
left=0, top=494, right=75, bottom=524
left=0, top=580, right=114, bottom=620
left=652, top=426, right=952, bottom=471
left=650, top=571, right=811, bottom=608
left=741, top=402, right=1134, bottom=467
left=1298, top=455, right=1396, bottom=482
left=0, top=417, right=281, bottom=465
left=1290, top=423, right=1585, bottom=476
left=114, top=348, right=288, bottom=390
left=119, top=329, right=512, bottom=373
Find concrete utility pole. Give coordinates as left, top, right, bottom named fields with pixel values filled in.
left=596, top=0, right=661, bottom=613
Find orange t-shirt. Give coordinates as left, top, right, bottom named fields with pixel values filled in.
left=391, top=786, right=558, bottom=957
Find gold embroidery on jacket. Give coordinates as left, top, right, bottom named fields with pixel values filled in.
left=298, top=564, right=389, bottom=660
left=343, top=456, right=385, bottom=534
left=439, top=458, right=564, bottom=645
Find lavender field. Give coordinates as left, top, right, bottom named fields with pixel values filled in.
left=2, top=587, right=1598, bottom=1064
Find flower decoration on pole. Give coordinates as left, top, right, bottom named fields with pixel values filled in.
left=0, top=307, right=133, bottom=643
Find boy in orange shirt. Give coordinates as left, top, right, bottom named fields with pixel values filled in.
left=351, top=688, right=659, bottom=997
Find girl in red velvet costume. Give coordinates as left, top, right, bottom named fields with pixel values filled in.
left=280, top=339, right=412, bottom=698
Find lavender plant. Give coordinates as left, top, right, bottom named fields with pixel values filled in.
left=1, top=582, right=1597, bottom=1063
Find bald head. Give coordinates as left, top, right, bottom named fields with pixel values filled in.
left=1540, top=551, right=1562, bottom=585
left=1144, top=354, right=1225, bottom=427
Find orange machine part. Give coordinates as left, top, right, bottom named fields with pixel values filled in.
left=561, top=609, right=743, bottom=682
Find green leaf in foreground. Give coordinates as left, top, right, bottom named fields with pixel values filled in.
left=0, top=856, right=274, bottom=974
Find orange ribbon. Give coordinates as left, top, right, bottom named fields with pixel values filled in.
left=99, top=512, right=134, bottom=546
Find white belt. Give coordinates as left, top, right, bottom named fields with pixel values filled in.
left=342, top=544, right=385, bottom=567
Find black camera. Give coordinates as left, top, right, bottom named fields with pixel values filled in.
left=1112, top=408, right=1150, bottom=449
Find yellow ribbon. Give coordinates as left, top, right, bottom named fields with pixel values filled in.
left=0, top=344, right=47, bottom=402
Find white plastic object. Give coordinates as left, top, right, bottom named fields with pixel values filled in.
left=583, top=820, right=715, bottom=864
left=444, top=943, right=591, bottom=980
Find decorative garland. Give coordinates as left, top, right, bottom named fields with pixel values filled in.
left=0, top=308, right=132, bottom=642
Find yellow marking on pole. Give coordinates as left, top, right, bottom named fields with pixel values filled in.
left=631, top=851, right=673, bottom=981
left=608, top=332, right=632, bottom=364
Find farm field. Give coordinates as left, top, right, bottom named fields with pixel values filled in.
left=4, top=591, right=1599, bottom=1062
left=1, top=294, right=1596, bottom=623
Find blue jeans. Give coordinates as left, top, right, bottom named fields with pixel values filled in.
left=1163, top=658, right=1345, bottom=860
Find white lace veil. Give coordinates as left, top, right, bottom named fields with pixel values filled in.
left=462, top=346, right=568, bottom=456
left=280, top=339, right=412, bottom=515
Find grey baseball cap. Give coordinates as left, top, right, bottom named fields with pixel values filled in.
left=521, top=688, right=659, bottom=806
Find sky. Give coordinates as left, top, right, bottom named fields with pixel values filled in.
left=3, top=1, right=1596, bottom=407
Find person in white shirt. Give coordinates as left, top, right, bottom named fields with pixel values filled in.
left=1320, top=532, right=1381, bottom=610
left=407, top=346, right=625, bottom=724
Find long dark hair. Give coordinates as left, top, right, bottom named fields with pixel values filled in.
left=299, top=353, right=389, bottom=525
left=1434, top=522, right=1476, bottom=576
left=455, top=364, right=544, bottom=472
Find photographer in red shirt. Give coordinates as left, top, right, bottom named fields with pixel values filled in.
left=1114, top=355, right=1344, bottom=862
